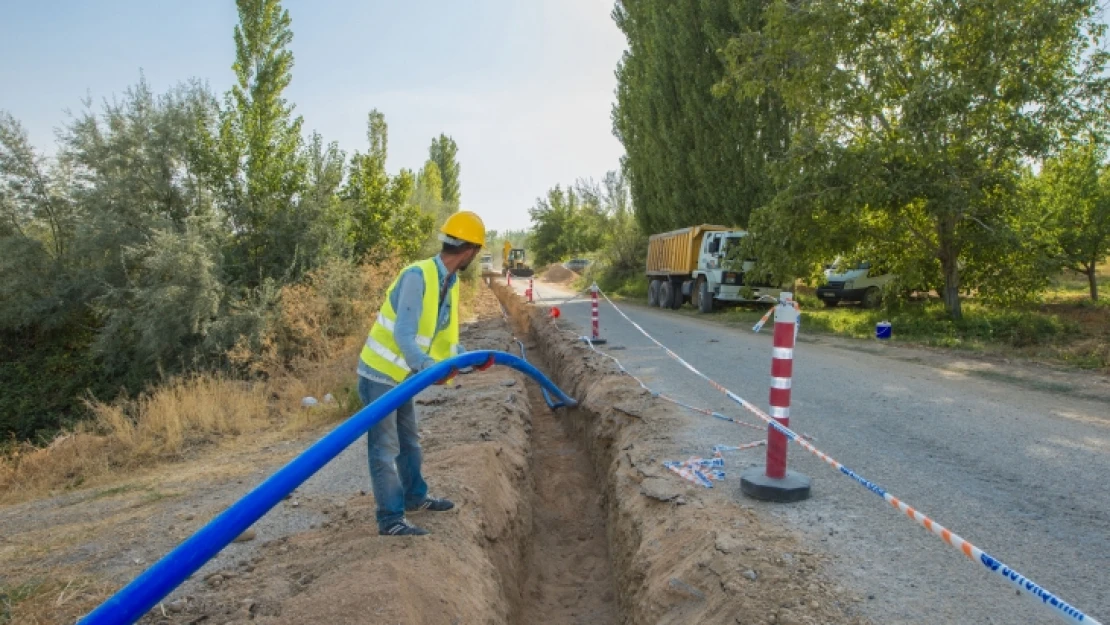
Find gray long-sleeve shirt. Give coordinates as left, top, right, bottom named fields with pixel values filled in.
left=358, top=255, right=465, bottom=385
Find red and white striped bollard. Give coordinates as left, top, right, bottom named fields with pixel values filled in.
left=741, top=292, right=811, bottom=502
left=526, top=277, right=534, bottom=304
left=585, top=283, right=607, bottom=344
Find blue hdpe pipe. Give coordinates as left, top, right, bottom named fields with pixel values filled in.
left=79, top=351, right=575, bottom=625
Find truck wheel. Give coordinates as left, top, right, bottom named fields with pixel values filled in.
left=648, top=280, right=661, bottom=307
left=697, top=278, right=713, bottom=314
left=822, top=298, right=839, bottom=308
left=659, top=281, right=674, bottom=309
left=669, top=280, right=684, bottom=309
left=862, top=287, right=882, bottom=309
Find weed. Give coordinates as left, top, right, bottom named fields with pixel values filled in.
left=0, top=574, right=112, bottom=625
left=0, top=579, right=43, bottom=624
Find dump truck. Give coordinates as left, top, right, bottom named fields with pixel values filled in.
left=646, top=225, right=778, bottom=313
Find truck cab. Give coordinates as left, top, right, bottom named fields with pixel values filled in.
left=693, top=230, right=776, bottom=306
left=816, top=259, right=894, bottom=308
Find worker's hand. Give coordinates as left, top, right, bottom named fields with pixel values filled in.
left=475, top=354, right=496, bottom=372
left=433, top=368, right=458, bottom=385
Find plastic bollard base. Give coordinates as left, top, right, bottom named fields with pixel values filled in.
left=580, top=336, right=608, bottom=345
left=740, top=468, right=812, bottom=503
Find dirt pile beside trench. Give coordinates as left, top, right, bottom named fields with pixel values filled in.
left=540, top=264, right=579, bottom=284
left=494, top=281, right=869, bottom=625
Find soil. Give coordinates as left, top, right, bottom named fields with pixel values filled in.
left=2, top=282, right=871, bottom=625
left=518, top=383, right=617, bottom=624
left=540, top=265, right=580, bottom=285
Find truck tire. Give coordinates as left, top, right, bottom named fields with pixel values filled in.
left=862, top=287, right=882, bottom=309
left=697, top=278, right=713, bottom=314
left=669, top=280, right=685, bottom=309
left=659, top=281, right=674, bottom=309
left=648, top=280, right=661, bottom=307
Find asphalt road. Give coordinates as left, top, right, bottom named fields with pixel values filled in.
left=516, top=278, right=1110, bottom=625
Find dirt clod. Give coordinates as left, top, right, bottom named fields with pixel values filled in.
left=640, top=477, right=685, bottom=502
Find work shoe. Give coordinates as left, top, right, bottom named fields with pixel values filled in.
left=406, top=496, right=455, bottom=513
left=379, top=518, right=429, bottom=536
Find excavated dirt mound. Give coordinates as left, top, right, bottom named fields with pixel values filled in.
left=540, top=265, right=579, bottom=285
left=493, top=282, right=869, bottom=625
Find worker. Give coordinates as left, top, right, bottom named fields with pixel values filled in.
left=357, top=211, right=492, bottom=536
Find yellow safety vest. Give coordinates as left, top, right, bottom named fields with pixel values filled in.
left=360, top=258, right=459, bottom=383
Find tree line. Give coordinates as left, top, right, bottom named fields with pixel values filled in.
left=525, top=170, right=646, bottom=279
left=0, top=0, right=461, bottom=440
left=611, top=0, right=1110, bottom=318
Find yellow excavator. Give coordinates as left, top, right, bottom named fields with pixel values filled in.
left=501, top=241, right=534, bottom=277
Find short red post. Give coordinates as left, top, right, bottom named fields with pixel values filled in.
left=589, top=283, right=607, bottom=344
left=766, top=295, right=795, bottom=479
left=741, top=292, right=811, bottom=502
left=506, top=272, right=512, bottom=287
left=526, top=278, right=534, bottom=304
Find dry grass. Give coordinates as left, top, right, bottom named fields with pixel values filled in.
left=0, top=376, right=272, bottom=503
left=0, top=571, right=115, bottom=625
left=0, top=258, right=403, bottom=506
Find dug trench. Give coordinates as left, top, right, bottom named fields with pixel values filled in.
left=42, top=281, right=867, bottom=624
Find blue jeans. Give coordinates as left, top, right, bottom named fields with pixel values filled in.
left=359, top=376, right=428, bottom=530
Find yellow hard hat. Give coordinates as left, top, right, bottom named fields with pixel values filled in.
left=440, top=211, right=486, bottom=246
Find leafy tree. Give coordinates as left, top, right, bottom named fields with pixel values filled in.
left=342, top=110, right=432, bottom=262
left=527, top=172, right=644, bottom=271
left=429, top=134, right=461, bottom=208
left=598, top=170, right=647, bottom=275
left=0, top=112, right=81, bottom=330
left=300, top=131, right=350, bottom=263
left=1039, top=140, right=1110, bottom=300
left=612, top=0, right=789, bottom=234
left=0, top=0, right=461, bottom=441
left=193, top=0, right=307, bottom=285
left=410, top=159, right=452, bottom=256
left=529, top=184, right=604, bottom=265
left=718, top=0, right=1109, bottom=319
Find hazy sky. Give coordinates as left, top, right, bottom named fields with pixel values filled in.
left=0, top=0, right=627, bottom=232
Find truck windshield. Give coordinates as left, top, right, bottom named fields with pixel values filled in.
left=831, top=260, right=870, bottom=272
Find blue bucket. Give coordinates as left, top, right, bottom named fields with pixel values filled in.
left=875, top=321, right=892, bottom=340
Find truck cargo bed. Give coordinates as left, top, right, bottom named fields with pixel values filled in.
left=646, top=225, right=728, bottom=276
